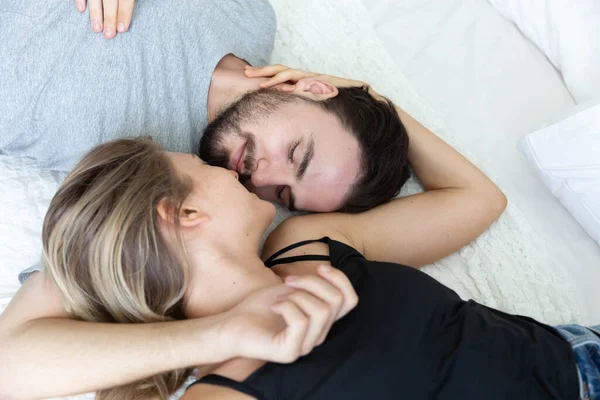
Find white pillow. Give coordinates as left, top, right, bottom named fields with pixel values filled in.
left=518, top=102, right=600, bottom=245
left=488, top=0, right=600, bottom=104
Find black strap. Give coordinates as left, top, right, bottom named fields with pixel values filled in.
left=264, top=237, right=330, bottom=268
left=188, top=374, right=265, bottom=399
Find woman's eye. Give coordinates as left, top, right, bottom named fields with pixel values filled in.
left=288, top=141, right=300, bottom=163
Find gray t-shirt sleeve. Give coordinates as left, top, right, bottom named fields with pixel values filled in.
left=18, top=263, right=43, bottom=285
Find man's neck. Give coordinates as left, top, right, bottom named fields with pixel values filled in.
left=207, top=54, right=269, bottom=122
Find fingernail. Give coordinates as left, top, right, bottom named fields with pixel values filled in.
left=285, top=275, right=298, bottom=283
left=76, top=1, right=85, bottom=12
left=104, top=27, right=114, bottom=38
left=91, top=20, right=101, bottom=32
left=318, top=265, right=331, bottom=274
left=117, top=22, right=126, bottom=32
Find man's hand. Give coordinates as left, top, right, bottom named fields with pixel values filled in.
left=220, top=265, right=358, bottom=363
left=74, top=0, right=135, bottom=39
left=244, top=64, right=370, bottom=93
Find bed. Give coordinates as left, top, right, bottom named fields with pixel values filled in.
left=0, top=0, right=598, bottom=398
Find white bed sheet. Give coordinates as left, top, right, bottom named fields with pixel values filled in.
left=363, top=0, right=600, bottom=323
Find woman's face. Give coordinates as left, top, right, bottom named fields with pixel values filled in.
left=165, top=151, right=276, bottom=236
left=164, top=152, right=278, bottom=317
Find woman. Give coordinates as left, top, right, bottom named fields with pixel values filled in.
left=6, top=134, right=599, bottom=399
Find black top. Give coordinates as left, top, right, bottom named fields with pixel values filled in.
left=189, top=238, right=579, bottom=399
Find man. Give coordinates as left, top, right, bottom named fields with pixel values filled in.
left=0, top=0, right=410, bottom=213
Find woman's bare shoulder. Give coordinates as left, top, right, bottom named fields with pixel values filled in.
left=261, top=213, right=358, bottom=262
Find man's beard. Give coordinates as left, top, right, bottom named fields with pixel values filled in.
left=200, top=127, right=257, bottom=176
left=199, top=128, right=230, bottom=169
left=199, top=88, right=297, bottom=171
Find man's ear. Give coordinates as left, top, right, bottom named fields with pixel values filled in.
left=157, top=198, right=209, bottom=228
left=292, top=78, right=339, bottom=101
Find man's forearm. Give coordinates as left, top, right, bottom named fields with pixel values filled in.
left=0, top=316, right=228, bottom=400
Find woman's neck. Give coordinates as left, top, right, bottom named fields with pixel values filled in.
left=184, top=241, right=282, bottom=319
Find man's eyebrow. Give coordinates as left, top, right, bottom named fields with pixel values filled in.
left=296, top=135, right=315, bottom=180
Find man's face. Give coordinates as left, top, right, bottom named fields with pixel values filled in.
left=201, top=93, right=361, bottom=212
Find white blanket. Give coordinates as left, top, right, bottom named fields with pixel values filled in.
left=0, top=0, right=585, bottom=398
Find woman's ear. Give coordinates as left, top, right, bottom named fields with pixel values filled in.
left=292, top=78, right=339, bottom=101
left=157, top=198, right=209, bottom=228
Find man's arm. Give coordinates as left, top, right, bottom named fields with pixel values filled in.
left=349, top=103, right=507, bottom=266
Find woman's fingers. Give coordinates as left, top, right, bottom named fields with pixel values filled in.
left=277, top=290, right=332, bottom=355
left=117, top=0, right=134, bottom=33
left=78, top=0, right=134, bottom=37
left=88, top=0, right=104, bottom=33
left=101, top=0, right=118, bottom=38
left=285, top=267, right=357, bottom=322
left=74, top=0, right=86, bottom=13
left=244, top=65, right=318, bottom=89
left=270, top=300, right=308, bottom=362
left=244, top=64, right=290, bottom=77
left=316, top=265, right=359, bottom=320
left=283, top=268, right=358, bottom=347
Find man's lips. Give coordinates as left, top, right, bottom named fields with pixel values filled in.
left=229, top=141, right=247, bottom=174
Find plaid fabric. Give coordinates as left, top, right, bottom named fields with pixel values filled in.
left=555, top=325, right=600, bottom=400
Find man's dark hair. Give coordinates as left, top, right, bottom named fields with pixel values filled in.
left=319, top=86, right=410, bottom=213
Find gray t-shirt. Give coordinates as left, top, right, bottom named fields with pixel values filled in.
left=0, top=0, right=276, bottom=171
left=6, top=0, right=276, bottom=283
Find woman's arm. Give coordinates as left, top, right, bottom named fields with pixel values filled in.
left=0, top=268, right=357, bottom=400
left=252, top=66, right=507, bottom=267
left=0, top=273, right=228, bottom=399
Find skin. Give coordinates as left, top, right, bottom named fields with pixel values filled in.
left=0, top=70, right=508, bottom=398
left=75, top=0, right=135, bottom=38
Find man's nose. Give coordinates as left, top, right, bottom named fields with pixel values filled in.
left=251, top=158, right=290, bottom=187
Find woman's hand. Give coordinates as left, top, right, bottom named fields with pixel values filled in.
left=220, top=265, right=358, bottom=363
left=245, top=64, right=370, bottom=93
left=74, top=0, right=135, bottom=38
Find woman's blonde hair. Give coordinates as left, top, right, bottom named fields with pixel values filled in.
left=42, top=137, right=193, bottom=399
